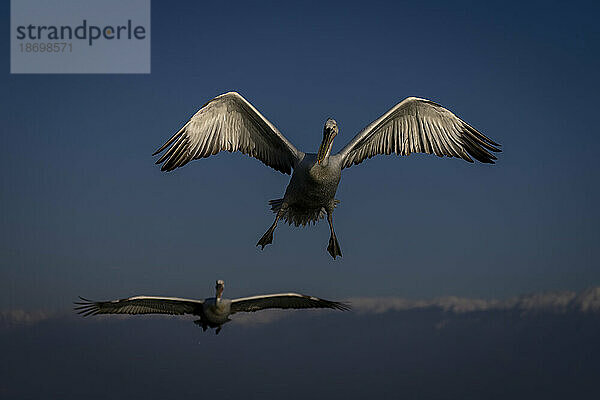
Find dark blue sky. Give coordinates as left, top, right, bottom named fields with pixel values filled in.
left=2, top=0, right=600, bottom=311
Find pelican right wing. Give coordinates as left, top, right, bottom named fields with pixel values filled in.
left=74, top=296, right=203, bottom=316
left=230, top=293, right=350, bottom=313
left=337, top=97, right=501, bottom=168
left=153, top=92, right=304, bottom=174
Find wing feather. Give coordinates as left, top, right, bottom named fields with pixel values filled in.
left=338, top=97, right=501, bottom=168
left=153, top=92, right=304, bottom=174
left=230, top=293, right=350, bottom=314
left=74, top=296, right=203, bottom=317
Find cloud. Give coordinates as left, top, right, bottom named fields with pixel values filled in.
left=574, top=287, right=600, bottom=312
left=2, top=287, right=599, bottom=329
left=349, top=287, right=600, bottom=315
left=0, top=309, right=56, bottom=328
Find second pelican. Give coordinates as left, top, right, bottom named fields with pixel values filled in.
left=75, top=280, right=349, bottom=334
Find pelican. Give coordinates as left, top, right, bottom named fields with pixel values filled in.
left=153, top=92, right=501, bottom=258
left=74, top=280, right=349, bottom=334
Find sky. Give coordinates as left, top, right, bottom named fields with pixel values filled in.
left=1, top=0, right=600, bottom=311
left=2, top=1, right=600, bottom=398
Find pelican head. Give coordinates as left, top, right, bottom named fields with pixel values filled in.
left=317, top=118, right=338, bottom=164
left=215, top=279, right=225, bottom=299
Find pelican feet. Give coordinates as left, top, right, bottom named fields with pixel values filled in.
left=327, top=234, right=342, bottom=259
left=194, top=319, right=208, bottom=332
left=256, top=227, right=275, bottom=249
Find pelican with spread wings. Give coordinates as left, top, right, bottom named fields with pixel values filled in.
left=153, top=92, right=500, bottom=258
left=75, top=280, right=349, bottom=334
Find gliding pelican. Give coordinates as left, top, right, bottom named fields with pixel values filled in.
left=153, top=92, right=501, bottom=258
left=75, top=280, right=349, bottom=334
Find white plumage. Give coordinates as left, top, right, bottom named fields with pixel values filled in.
left=153, top=92, right=501, bottom=258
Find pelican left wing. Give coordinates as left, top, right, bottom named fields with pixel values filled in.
left=230, top=293, right=350, bottom=313
left=337, top=97, right=501, bottom=168
left=74, top=296, right=203, bottom=316
left=153, top=92, right=304, bottom=174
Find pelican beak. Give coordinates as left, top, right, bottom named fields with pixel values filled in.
left=317, top=127, right=336, bottom=164
left=215, top=280, right=224, bottom=299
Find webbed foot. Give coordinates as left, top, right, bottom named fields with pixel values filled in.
left=194, top=319, right=208, bottom=332
left=256, top=227, right=275, bottom=249
left=327, top=234, right=342, bottom=259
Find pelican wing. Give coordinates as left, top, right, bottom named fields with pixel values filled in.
left=337, top=97, right=501, bottom=168
left=153, top=92, right=304, bottom=174
left=74, top=296, right=203, bottom=316
left=230, top=293, right=350, bottom=313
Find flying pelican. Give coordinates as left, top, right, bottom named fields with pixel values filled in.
left=153, top=92, right=500, bottom=258
left=74, top=280, right=349, bottom=334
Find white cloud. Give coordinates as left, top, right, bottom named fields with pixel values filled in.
left=574, top=287, right=600, bottom=312
left=0, top=309, right=55, bottom=327
left=349, top=287, right=600, bottom=315
left=2, top=287, right=599, bottom=329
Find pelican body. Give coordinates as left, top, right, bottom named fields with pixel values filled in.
left=197, top=280, right=231, bottom=331
left=261, top=136, right=344, bottom=258
left=75, top=280, right=349, bottom=335
left=153, top=92, right=501, bottom=258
